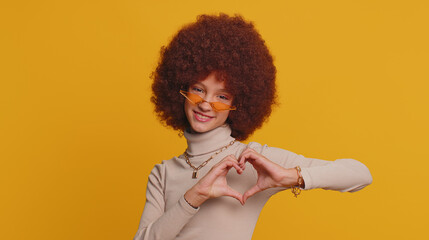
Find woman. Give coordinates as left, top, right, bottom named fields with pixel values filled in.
left=134, top=13, right=372, bottom=240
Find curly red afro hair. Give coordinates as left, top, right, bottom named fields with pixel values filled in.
left=151, top=13, right=277, bottom=140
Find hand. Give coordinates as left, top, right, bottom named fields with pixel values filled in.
left=238, top=148, right=299, bottom=203
left=185, top=155, right=244, bottom=207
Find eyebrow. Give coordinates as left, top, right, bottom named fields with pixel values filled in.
left=193, top=82, right=229, bottom=93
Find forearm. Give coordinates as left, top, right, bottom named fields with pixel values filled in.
left=135, top=164, right=199, bottom=240
left=248, top=142, right=371, bottom=192
left=134, top=196, right=198, bottom=240
left=300, top=158, right=372, bottom=192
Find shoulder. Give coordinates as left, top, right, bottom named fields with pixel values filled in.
left=146, top=157, right=180, bottom=190
left=147, top=157, right=173, bottom=176
left=147, top=162, right=165, bottom=185
left=148, top=155, right=186, bottom=178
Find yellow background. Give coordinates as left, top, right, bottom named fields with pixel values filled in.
left=1, top=0, right=428, bottom=239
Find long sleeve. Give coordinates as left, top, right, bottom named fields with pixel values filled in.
left=248, top=142, right=373, bottom=192
left=133, top=164, right=198, bottom=240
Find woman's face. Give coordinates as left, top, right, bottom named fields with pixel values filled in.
left=184, top=73, right=233, bottom=133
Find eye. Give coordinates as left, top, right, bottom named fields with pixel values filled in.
left=191, top=86, right=204, bottom=93
left=218, top=94, right=230, bottom=101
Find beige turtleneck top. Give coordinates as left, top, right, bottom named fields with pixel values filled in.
left=133, top=125, right=372, bottom=240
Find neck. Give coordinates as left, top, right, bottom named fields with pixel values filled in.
left=184, top=125, right=235, bottom=156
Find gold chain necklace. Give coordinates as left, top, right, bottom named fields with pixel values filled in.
left=184, top=140, right=236, bottom=179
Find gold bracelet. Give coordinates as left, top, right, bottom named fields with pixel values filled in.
left=291, top=166, right=303, bottom=198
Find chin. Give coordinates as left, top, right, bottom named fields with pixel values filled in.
left=189, top=122, right=216, bottom=133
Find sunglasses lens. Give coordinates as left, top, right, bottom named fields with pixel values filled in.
left=181, top=91, right=235, bottom=111
left=186, top=92, right=203, bottom=104
left=212, top=102, right=233, bottom=111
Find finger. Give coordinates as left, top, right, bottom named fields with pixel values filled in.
left=242, top=185, right=261, bottom=204
left=243, top=151, right=269, bottom=169
left=239, top=150, right=259, bottom=166
left=222, top=155, right=240, bottom=166
left=214, top=155, right=237, bottom=168
left=238, top=148, right=254, bottom=164
left=203, top=157, right=237, bottom=181
left=198, top=161, right=242, bottom=189
left=225, top=186, right=244, bottom=205
left=225, top=155, right=244, bottom=170
left=224, top=154, right=237, bottom=161
left=214, top=155, right=234, bottom=167
left=239, top=162, right=246, bottom=171
left=227, top=159, right=244, bottom=174
left=217, top=157, right=243, bottom=174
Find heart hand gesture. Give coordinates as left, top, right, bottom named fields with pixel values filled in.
left=185, top=155, right=244, bottom=207
left=238, top=148, right=300, bottom=203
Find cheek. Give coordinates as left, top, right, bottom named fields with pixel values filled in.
left=184, top=101, right=189, bottom=111
left=219, top=111, right=230, bottom=121
left=184, top=101, right=192, bottom=118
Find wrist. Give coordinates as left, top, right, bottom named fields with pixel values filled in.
left=279, top=168, right=300, bottom=187
left=184, top=185, right=209, bottom=208
left=280, top=168, right=305, bottom=188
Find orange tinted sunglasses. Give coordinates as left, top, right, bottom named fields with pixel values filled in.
left=179, top=90, right=236, bottom=112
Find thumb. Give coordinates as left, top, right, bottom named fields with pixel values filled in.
left=224, top=186, right=244, bottom=205
left=242, top=185, right=261, bottom=204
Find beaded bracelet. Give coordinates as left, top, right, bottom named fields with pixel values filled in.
left=291, top=166, right=304, bottom=198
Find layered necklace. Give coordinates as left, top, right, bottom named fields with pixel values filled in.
left=183, top=140, right=236, bottom=179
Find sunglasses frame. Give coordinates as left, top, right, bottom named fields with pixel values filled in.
left=179, top=90, right=237, bottom=112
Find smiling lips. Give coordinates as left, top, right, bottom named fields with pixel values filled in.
left=193, top=111, right=214, bottom=122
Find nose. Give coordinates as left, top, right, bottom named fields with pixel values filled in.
left=197, top=100, right=213, bottom=112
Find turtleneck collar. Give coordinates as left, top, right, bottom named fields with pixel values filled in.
left=184, top=124, right=235, bottom=156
